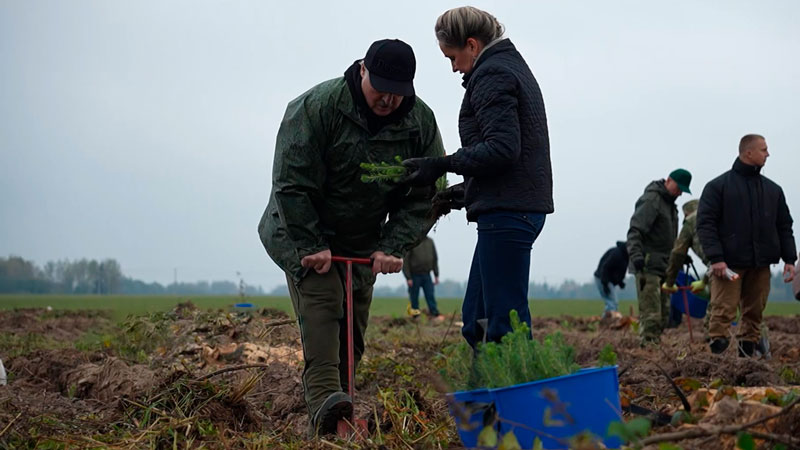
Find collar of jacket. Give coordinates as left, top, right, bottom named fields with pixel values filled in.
left=649, top=179, right=677, bottom=203
left=473, top=37, right=504, bottom=66
left=732, top=157, right=762, bottom=176
left=461, top=38, right=515, bottom=87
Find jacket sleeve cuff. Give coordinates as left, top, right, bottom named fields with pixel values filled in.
left=377, top=245, right=404, bottom=259
left=297, top=244, right=329, bottom=260
left=441, top=155, right=454, bottom=171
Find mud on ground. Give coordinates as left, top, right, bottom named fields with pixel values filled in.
left=0, top=304, right=797, bottom=449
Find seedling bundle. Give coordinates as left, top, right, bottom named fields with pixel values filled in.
left=440, top=311, right=622, bottom=449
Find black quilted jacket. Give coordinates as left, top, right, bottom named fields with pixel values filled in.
left=448, top=39, right=553, bottom=221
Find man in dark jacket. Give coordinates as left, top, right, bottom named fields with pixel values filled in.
left=697, top=134, right=796, bottom=357
left=402, top=236, right=443, bottom=320
left=258, top=39, right=445, bottom=436
left=594, top=241, right=629, bottom=315
left=627, top=169, right=692, bottom=345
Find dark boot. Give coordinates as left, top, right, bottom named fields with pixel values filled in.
left=709, top=338, right=729, bottom=354
left=738, top=340, right=756, bottom=358
left=310, top=391, right=352, bottom=437
left=756, top=336, right=771, bottom=359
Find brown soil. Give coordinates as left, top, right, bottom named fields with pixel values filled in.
left=0, top=308, right=111, bottom=341
left=0, top=306, right=797, bottom=449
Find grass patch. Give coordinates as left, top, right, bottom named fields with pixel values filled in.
left=0, top=332, right=70, bottom=358
left=1, top=295, right=797, bottom=322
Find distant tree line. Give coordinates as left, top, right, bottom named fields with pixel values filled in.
left=0, top=256, right=264, bottom=296
left=356, top=277, right=637, bottom=299
left=329, top=271, right=797, bottom=301
left=5, top=255, right=792, bottom=300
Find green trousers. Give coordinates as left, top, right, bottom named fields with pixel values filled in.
left=636, top=272, right=669, bottom=343
left=286, top=266, right=373, bottom=417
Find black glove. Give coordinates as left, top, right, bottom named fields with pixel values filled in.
left=632, top=257, right=645, bottom=273
left=619, top=280, right=626, bottom=289
left=431, top=183, right=465, bottom=218
left=601, top=283, right=611, bottom=298
left=433, top=183, right=465, bottom=208
left=401, top=157, right=450, bottom=187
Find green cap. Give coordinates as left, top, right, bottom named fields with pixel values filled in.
left=669, top=168, right=692, bottom=194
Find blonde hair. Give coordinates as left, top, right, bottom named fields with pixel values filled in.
left=435, top=6, right=504, bottom=48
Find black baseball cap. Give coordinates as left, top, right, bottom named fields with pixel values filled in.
left=364, top=39, right=416, bottom=96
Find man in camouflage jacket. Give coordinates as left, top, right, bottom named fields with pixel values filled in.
left=627, top=169, right=691, bottom=345
left=664, top=199, right=709, bottom=288
left=663, top=199, right=713, bottom=336
left=257, top=39, right=445, bottom=435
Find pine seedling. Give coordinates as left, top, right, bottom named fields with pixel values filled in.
left=440, top=310, right=580, bottom=391
left=597, top=344, right=617, bottom=367
left=435, top=175, right=448, bottom=192
left=360, top=156, right=406, bottom=183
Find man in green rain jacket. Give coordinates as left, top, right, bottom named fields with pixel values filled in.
left=627, top=169, right=691, bottom=345
left=258, top=39, right=445, bottom=436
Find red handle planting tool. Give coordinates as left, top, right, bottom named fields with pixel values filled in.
left=331, top=255, right=371, bottom=439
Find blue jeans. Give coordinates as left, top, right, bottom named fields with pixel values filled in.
left=408, top=273, right=439, bottom=315
left=594, top=275, right=619, bottom=313
left=462, top=211, right=546, bottom=348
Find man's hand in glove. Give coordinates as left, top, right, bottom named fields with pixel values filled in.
left=690, top=280, right=706, bottom=293
left=401, top=156, right=450, bottom=187
left=661, top=283, right=678, bottom=293
left=430, top=182, right=465, bottom=219
left=632, top=257, right=645, bottom=273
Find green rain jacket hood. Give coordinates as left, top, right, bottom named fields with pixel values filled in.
left=258, top=77, right=445, bottom=289
left=626, top=180, right=679, bottom=276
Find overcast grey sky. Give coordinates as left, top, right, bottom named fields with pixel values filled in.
left=2, top=1, right=799, bottom=292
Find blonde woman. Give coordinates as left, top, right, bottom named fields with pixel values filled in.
left=403, top=6, right=553, bottom=347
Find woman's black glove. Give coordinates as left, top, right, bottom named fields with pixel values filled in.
left=401, top=156, right=450, bottom=187
left=430, top=182, right=465, bottom=218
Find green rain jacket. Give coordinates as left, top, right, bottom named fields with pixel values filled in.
left=626, top=180, right=679, bottom=276
left=258, top=77, right=445, bottom=289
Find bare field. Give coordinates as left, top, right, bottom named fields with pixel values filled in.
left=0, top=304, right=798, bottom=449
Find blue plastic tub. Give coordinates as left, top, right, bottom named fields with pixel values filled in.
left=449, top=366, right=622, bottom=449
left=489, top=366, right=621, bottom=449
left=448, top=388, right=493, bottom=449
